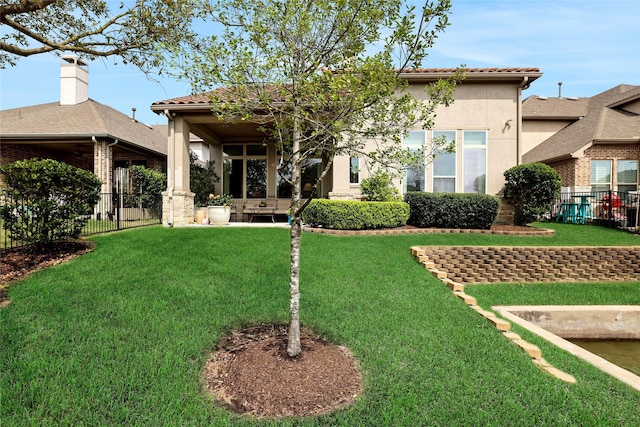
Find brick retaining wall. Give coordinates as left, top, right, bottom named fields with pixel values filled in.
left=415, top=246, right=640, bottom=284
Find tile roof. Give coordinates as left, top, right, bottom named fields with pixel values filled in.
left=523, top=85, right=640, bottom=163
left=0, top=99, right=167, bottom=155
left=151, top=67, right=542, bottom=107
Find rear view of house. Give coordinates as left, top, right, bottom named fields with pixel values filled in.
left=152, top=68, right=542, bottom=226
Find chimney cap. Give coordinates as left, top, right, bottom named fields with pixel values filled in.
left=61, top=55, right=88, bottom=66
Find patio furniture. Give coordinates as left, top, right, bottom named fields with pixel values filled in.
left=556, top=202, right=580, bottom=223
left=244, top=199, right=278, bottom=222
left=575, top=195, right=594, bottom=224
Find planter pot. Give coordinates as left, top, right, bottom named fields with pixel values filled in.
left=195, top=207, right=208, bottom=224
left=208, top=205, right=231, bottom=225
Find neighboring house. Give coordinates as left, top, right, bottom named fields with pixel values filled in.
left=522, top=85, right=640, bottom=194
left=0, top=56, right=168, bottom=195
left=151, top=67, right=542, bottom=226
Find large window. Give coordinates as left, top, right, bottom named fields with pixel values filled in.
left=591, top=160, right=611, bottom=192
left=617, top=160, right=638, bottom=193
left=403, top=130, right=425, bottom=192
left=462, top=131, right=486, bottom=193
left=432, top=131, right=456, bottom=193
left=276, top=158, right=323, bottom=198
left=349, top=157, right=360, bottom=184
left=302, top=158, right=323, bottom=198
left=223, top=144, right=267, bottom=198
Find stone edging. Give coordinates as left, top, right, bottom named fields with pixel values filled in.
left=410, top=245, right=576, bottom=384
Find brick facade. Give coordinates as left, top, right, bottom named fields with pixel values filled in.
left=2, top=142, right=165, bottom=188
left=548, top=143, right=640, bottom=190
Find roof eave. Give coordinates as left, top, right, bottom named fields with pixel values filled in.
left=0, top=133, right=166, bottom=157
left=399, top=70, right=543, bottom=84
left=151, top=103, right=213, bottom=113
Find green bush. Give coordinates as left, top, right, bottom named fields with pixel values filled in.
left=302, top=199, right=409, bottom=230
left=0, top=159, right=101, bottom=245
left=360, top=172, right=402, bottom=201
left=128, top=165, right=166, bottom=208
left=404, top=192, right=499, bottom=229
left=190, top=150, right=220, bottom=206
left=503, top=162, right=561, bottom=226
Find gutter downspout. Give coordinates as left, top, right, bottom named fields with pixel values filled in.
left=164, top=109, right=175, bottom=227
left=517, top=76, right=529, bottom=165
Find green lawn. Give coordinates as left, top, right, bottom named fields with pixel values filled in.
left=0, top=223, right=638, bottom=426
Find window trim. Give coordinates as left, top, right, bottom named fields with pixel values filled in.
left=223, top=144, right=268, bottom=199
left=432, top=130, right=456, bottom=193
left=462, top=130, right=487, bottom=194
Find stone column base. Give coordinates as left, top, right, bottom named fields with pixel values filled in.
left=162, top=190, right=195, bottom=227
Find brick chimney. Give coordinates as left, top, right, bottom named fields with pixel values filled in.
left=60, top=55, right=88, bottom=105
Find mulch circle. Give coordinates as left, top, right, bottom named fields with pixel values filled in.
left=201, top=324, right=363, bottom=418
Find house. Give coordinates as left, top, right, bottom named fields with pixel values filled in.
left=0, top=56, right=168, bottom=195
left=522, top=85, right=640, bottom=194
left=151, top=67, right=542, bottom=226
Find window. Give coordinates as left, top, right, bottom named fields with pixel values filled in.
left=277, top=162, right=292, bottom=198
left=432, top=131, right=456, bottom=193
left=349, top=157, right=359, bottom=184
left=591, top=160, right=611, bottom=192
left=223, top=144, right=267, bottom=198
left=617, top=160, right=638, bottom=193
left=462, top=131, right=486, bottom=193
left=403, top=130, right=425, bottom=192
left=302, top=158, right=323, bottom=198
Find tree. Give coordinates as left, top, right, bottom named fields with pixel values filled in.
left=173, top=0, right=460, bottom=356
left=503, top=162, right=562, bottom=225
left=129, top=165, right=166, bottom=208
left=0, top=159, right=101, bottom=246
left=0, top=0, right=211, bottom=70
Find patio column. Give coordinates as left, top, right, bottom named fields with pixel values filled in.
left=162, top=116, right=195, bottom=226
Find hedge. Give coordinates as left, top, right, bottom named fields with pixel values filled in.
left=302, top=199, right=410, bottom=230
left=404, top=192, right=499, bottom=229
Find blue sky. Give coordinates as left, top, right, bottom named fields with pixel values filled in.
left=1, top=0, right=639, bottom=125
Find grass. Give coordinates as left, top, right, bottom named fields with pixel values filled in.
left=0, top=223, right=638, bottom=426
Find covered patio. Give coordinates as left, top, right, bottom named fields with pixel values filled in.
left=151, top=95, right=331, bottom=226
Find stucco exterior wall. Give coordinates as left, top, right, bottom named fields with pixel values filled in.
left=522, top=120, right=573, bottom=156
left=330, top=82, right=524, bottom=197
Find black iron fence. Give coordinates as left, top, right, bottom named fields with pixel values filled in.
left=550, top=190, right=639, bottom=229
left=1, top=192, right=162, bottom=249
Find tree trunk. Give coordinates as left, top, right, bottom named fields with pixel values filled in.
left=287, top=115, right=302, bottom=357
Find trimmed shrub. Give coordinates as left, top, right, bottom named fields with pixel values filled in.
left=360, top=172, right=401, bottom=201
left=405, top=192, right=499, bottom=229
left=503, top=162, right=561, bottom=226
left=0, top=158, right=101, bottom=245
left=302, top=199, right=409, bottom=230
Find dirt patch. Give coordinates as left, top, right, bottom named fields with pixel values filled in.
left=201, top=324, right=363, bottom=418
left=0, top=240, right=95, bottom=308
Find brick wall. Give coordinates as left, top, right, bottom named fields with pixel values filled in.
left=1, top=143, right=93, bottom=185
left=548, top=158, right=577, bottom=187
left=583, top=144, right=640, bottom=189
left=547, top=144, right=640, bottom=190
